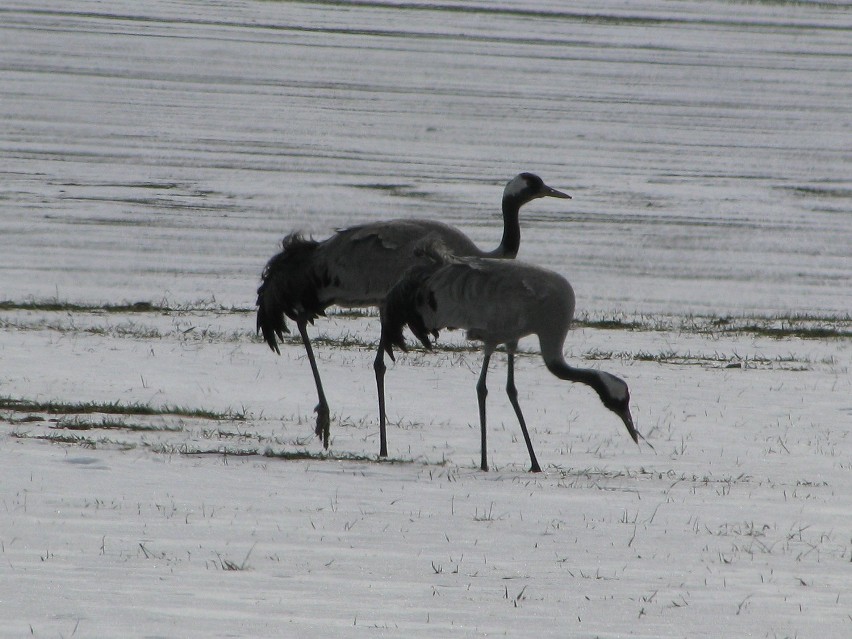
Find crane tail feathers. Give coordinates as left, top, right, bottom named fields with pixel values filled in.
left=256, top=233, right=324, bottom=353
left=256, top=303, right=287, bottom=354
left=381, top=263, right=441, bottom=358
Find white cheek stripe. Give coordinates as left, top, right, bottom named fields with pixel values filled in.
left=504, top=175, right=527, bottom=199
left=600, top=372, right=627, bottom=402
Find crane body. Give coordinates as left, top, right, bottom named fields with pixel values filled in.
left=381, top=251, right=640, bottom=471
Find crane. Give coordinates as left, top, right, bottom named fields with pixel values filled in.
left=256, top=173, right=571, bottom=451
left=380, top=248, right=643, bottom=472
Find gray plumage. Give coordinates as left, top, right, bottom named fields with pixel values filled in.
left=381, top=249, right=640, bottom=472
left=256, top=173, right=571, bottom=450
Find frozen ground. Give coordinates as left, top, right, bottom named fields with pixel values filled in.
left=1, top=1, right=851, bottom=637
left=1, top=308, right=850, bottom=638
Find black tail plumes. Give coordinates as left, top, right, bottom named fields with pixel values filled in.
left=256, top=233, right=324, bottom=353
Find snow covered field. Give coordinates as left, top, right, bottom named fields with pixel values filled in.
left=1, top=1, right=850, bottom=637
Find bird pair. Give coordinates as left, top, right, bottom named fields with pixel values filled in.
left=256, top=173, right=641, bottom=472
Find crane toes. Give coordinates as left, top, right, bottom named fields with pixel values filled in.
left=314, top=404, right=331, bottom=449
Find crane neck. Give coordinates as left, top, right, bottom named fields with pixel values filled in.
left=545, top=357, right=637, bottom=443
left=487, top=195, right=522, bottom=258
left=545, top=359, right=606, bottom=394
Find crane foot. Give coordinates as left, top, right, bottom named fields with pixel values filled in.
left=314, top=404, right=330, bottom=449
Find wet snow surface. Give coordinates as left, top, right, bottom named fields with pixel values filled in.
left=1, top=1, right=850, bottom=637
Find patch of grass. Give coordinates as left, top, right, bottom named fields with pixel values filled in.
left=583, top=349, right=811, bottom=369
left=693, top=313, right=852, bottom=340
left=145, top=444, right=410, bottom=464
left=8, top=414, right=45, bottom=424
left=705, top=314, right=852, bottom=340
left=0, top=300, right=161, bottom=313
left=722, top=323, right=850, bottom=340
left=262, top=448, right=410, bottom=464
left=575, top=318, right=646, bottom=331
left=0, top=315, right=262, bottom=343
left=157, top=446, right=261, bottom=457
left=50, top=417, right=184, bottom=432
left=473, top=501, right=506, bottom=522
left=0, top=298, right=251, bottom=314
left=10, top=431, right=136, bottom=450
left=329, top=308, right=377, bottom=319
left=576, top=312, right=851, bottom=340
left=0, top=396, right=246, bottom=421
left=215, top=544, right=256, bottom=571
left=787, top=185, right=852, bottom=199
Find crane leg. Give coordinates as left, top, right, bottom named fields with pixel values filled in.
left=374, top=340, right=388, bottom=458
left=505, top=351, right=541, bottom=473
left=297, top=320, right=330, bottom=449
left=476, top=349, right=493, bottom=471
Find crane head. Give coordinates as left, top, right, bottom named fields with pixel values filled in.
left=504, top=173, right=572, bottom=203
left=594, top=371, right=639, bottom=444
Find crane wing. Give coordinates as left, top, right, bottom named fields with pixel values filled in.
left=383, top=257, right=574, bottom=356
left=316, top=220, right=481, bottom=306
left=418, top=260, right=570, bottom=345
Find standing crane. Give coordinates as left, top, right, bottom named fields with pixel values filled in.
left=380, top=248, right=642, bottom=472
left=256, top=173, right=571, bottom=451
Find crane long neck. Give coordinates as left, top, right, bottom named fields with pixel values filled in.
left=487, top=196, right=522, bottom=258
left=544, top=358, right=602, bottom=389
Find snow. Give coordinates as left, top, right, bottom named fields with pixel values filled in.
left=1, top=1, right=850, bottom=637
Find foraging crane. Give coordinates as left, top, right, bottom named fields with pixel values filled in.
left=380, top=248, right=642, bottom=472
left=256, top=173, right=571, bottom=451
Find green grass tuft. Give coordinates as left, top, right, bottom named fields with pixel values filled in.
left=0, top=299, right=252, bottom=314
left=0, top=396, right=245, bottom=421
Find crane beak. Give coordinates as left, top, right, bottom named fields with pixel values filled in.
left=541, top=185, right=572, bottom=199
left=619, top=407, right=639, bottom=444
